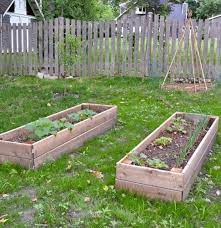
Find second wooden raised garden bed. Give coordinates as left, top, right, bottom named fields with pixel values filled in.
left=0, top=103, right=117, bottom=169
left=116, top=112, right=219, bottom=201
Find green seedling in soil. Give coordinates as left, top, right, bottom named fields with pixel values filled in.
left=53, top=118, right=75, bottom=131
left=166, top=117, right=187, bottom=134
left=129, top=152, right=169, bottom=170
left=68, top=109, right=97, bottom=123
left=154, top=136, right=172, bottom=147
left=25, top=118, right=74, bottom=141
left=146, top=158, right=169, bottom=169
left=176, top=117, right=209, bottom=167
left=129, top=154, right=145, bottom=166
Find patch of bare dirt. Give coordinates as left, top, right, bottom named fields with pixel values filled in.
left=20, top=208, right=36, bottom=224
left=0, top=187, right=37, bottom=201
left=67, top=209, right=90, bottom=219
left=52, top=92, right=80, bottom=101
left=163, top=82, right=214, bottom=93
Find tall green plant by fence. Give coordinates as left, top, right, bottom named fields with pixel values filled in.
left=0, top=13, right=221, bottom=79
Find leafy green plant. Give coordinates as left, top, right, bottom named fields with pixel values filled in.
left=146, top=158, right=169, bottom=169
left=58, top=34, right=81, bottom=77
left=25, top=118, right=74, bottom=141
left=68, top=109, right=97, bottom=123
left=129, top=152, right=169, bottom=170
left=166, top=117, right=187, bottom=134
left=154, top=136, right=172, bottom=147
left=176, top=117, right=209, bottom=167
left=53, top=118, right=75, bottom=130
left=129, top=154, right=144, bottom=166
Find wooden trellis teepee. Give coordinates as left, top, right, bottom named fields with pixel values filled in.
left=161, top=11, right=208, bottom=92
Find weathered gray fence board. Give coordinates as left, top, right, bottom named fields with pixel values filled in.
left=54, top=18, right=59, bottom=76
left=122, top=19, right=127, bottom=76
left=82, top=21, right=87, bottom=77
left=99, top=22, right=104, bottom=75
left=134, top=17, right=140, bottom=76
left=49, top=19, right=54, bottom=76
left=152, top=14, right=159, bottom=75
left=59, top=17, right=64, bottom=76
left=70, top=19, right=76, bottom=76
left=94, top=22, right=98, bottom=76
left=105, top=22, right=110, bottom=76
left=116, top=20, right=121, bottom=75
left=145, top=13, right=153, bottom=76
left=158, top=16, right=164, bottom=75
left=140, top=17, right=146, bottom=76
left=88, top=22, right=92, bottom=77
left=111, top=21, right=115, bottom=76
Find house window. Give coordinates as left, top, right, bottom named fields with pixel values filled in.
left=136, top=7, right=146, bottom=15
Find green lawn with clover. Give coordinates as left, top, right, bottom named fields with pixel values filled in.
left=0, top=76, right=221, bottom=227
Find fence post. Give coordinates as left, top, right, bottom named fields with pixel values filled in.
left=145, top=12, right=153, bottom=76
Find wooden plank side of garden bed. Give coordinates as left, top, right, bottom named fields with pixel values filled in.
left=0, top=141, right=32, bottom=159
left=0, top=126, right=29, bottom=141
left=0, top=155, right=33, bottom=168
left=116, top=163, right=183, bottom=191
left=82, top=103, right=115, bottom=113
left=33, top=117, right=116, bottom=168
left=182, top=117, right=219, bottom=191
left=182, top=130, right=217, bottom=200
left=33, top=106, right=117, bottom=158
left=116, top=179, right=183, bottom=201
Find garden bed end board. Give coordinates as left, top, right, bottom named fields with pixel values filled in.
left=0, top=103, right=117, bottom=169
left=115, top=112, right=219, bottom=201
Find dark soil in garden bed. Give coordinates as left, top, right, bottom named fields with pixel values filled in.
left=131, top=116, right=211, bottom=171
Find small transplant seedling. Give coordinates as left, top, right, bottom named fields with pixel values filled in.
left=154, top=136, right=172, bottom=147
left=166, top=117, right=187, bottom=134
left=146, top=158, right=169, bottom=169
left=129, top=152, right=168, bottom=169
left=68, top=109, right=97, bottom=123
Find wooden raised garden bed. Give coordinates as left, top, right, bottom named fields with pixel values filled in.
left=116, top=112, right=219, bottom=201
left=0, top=103, right=117, bottom=169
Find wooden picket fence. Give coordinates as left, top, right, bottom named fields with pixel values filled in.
left=1, top=13, right=221, bottom=79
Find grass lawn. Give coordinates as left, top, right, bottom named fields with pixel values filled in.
left=0, top=76, right=221, bottom=227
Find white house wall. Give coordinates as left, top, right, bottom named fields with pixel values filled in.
left=14, top=0, right=27, bottom=15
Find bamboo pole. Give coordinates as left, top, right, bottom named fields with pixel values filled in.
left=189, top=27, right=197, bottom=93
left=161, top=20, right=190, bottom=88
left=190, top=19, right=208, bottom=90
